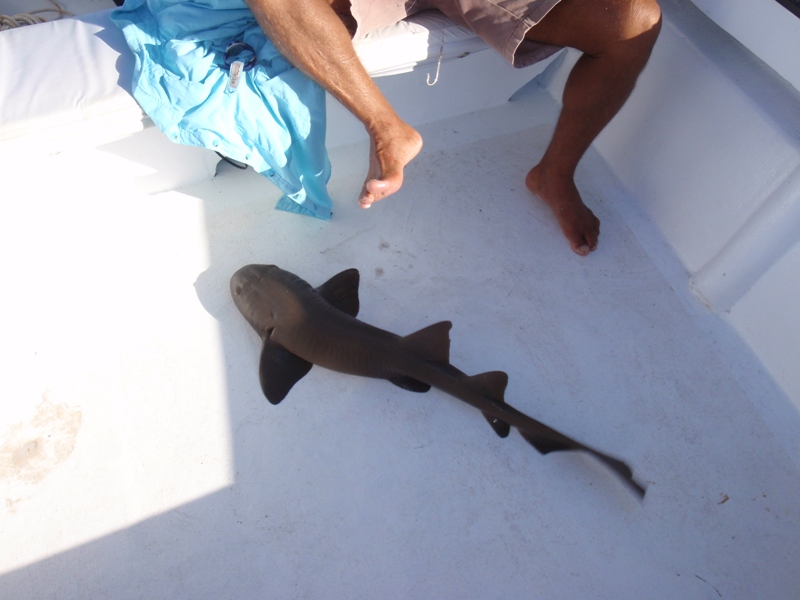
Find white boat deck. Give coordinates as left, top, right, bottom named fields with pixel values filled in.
left=3, top=1, right=800, bottom=598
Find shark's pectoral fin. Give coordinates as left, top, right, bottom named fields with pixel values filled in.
left=258, top=339, right=313, bottom=405
left=316, top=268, right=360, bottom=317
left=389, top=376, right=432, bottom=393
left=399, top=321, right=452, bottom=363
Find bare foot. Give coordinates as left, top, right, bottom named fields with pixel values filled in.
left=358, top=121, right=423, bottom=208
left=526, top=165, right=600, bottom=256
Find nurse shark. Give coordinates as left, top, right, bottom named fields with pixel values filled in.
left=230, top=264, right=645, bottom=498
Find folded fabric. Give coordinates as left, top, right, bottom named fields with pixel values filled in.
left=111, top=0, right=333, bottom=220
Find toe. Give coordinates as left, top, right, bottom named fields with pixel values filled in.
left=358, top=189, right=373, bottom=208
left=573, top=242, right=591, bottom=256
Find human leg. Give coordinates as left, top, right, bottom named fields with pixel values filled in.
left=524, top=0, right=662, bottom=255
left=244, top=0, right=422, bottom=207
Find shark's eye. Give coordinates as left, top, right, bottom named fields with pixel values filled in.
left=235, top=285, right=243, bottom=295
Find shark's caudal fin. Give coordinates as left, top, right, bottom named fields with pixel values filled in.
left=519, top=431, right=646, bottom=499
left=595, top=454, right=646, bottom=499
left=466, top=371, right=512, bottom=438
left=315, top=268, right=360, bottom=317
left=258, top=338, right=313, bottom=405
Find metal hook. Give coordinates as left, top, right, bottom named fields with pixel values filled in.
left=426, top=32, right=445, bottom=86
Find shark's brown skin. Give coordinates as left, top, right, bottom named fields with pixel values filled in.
left=231, top=264, right=645, bottom=498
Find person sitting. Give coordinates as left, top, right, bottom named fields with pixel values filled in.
left=243, top=0, right=662, bottom=256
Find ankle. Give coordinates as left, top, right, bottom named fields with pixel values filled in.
left=527, top=163, right=576, bottom=192
left=365, top=115, right=414, bottom=139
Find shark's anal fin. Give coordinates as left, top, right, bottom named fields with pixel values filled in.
left=482, top=413, right=511, bottom=438
left=399, top=321, right=452, bottom=363
left=465, top=371, right=511, bottom=439
left=315, top=268, right=360, bottom=317
left=258, top=338, right=313, bottom=405
left=389, top=376, right=431, bottom=393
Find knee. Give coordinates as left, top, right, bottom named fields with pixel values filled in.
left=626, top=0, right=662, bottom=45
left=593, top=0, right=661, bottom=56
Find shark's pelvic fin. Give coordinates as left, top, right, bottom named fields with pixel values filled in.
left=258, top=338, right=313, bottom=405
left=398, top=321, right=452, bottom=363
left=389, top=376, right=432, bottom=393
left=316, top=268, right=360, bottom=317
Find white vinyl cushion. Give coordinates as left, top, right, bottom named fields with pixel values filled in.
left=0, top=10, right=144, bottom=153
left=0, top=9, right=488, bottom=153
left=354, top=10, right=488, bottom=77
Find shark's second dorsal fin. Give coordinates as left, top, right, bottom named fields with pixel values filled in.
left=465, top=371, right=509, bottom=402
left=465, top=371, right=512, bottom=438
left=258, top=338, right=313, bottom=405
left=398, top=321, right=452, bottom=363
left=315, top=268, right=360, bottom=317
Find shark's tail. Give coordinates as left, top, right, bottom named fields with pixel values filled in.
left=519, top=431, right=573, bottom=455
left=519, top=430, right=646, bottom=499
left=453, top=366, right=646, bottom=499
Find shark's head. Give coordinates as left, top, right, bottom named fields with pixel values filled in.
left=230, top=264, right=286, bottom=337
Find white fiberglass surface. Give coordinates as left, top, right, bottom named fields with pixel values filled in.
left=691, top=0, right=800, bottom=93
left=2, top=91, right=799, bottom=598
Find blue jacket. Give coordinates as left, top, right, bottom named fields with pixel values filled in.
left=112, top=0, right=333, bottom=219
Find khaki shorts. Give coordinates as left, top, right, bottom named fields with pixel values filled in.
left=350, top=0, right=564, bottom=68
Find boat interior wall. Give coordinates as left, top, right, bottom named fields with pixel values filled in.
left=536, top=0, right=800, bottom=403
left=584, top=0, right=800, bottom=277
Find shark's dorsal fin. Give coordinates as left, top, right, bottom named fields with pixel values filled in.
left=258, top=338, right=313, bottom=405
left=398, top=321, right=452, bottom=363
left=315, top=268, right=360, bottom=317
left=465, top=371, right=512, bottom=438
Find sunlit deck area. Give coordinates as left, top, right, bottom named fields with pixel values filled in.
left=2, top=0, right=800, bottom=598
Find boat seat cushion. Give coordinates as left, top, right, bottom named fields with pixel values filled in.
left=0, top=9, right=488, bottom=154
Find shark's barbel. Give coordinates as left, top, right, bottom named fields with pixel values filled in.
left=231, top=264, right=645, bottom=498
